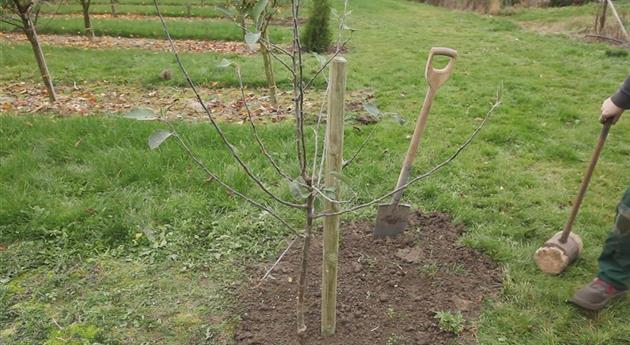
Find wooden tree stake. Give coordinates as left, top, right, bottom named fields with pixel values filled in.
left=607, top=0, right=629, bottom=40
left=321, top=56, right=347, bottom=337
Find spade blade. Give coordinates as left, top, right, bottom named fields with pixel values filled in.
left=374, top=203, right=411, bottom=237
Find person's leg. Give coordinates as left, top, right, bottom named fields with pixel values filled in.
left=598, top=185, right=630, bottom=289
left=571, top=185, right=630, bottom=311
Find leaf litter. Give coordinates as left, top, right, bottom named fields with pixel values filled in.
left=0, top=32, right=254, bottom=55
left=0, top=81, right=375, bottom=124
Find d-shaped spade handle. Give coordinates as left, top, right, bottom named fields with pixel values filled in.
left=391, top=47, right=458, bottom=206
left=425, top=47, right=458, bottom=91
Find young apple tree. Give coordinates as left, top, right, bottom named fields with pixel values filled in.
left=128, top=0, right=501, bottom=338
left=1, top=0, right=57, bottom=101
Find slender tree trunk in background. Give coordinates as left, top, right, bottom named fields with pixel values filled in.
left=110, top=0, right=117, bottom=17
left=240, top=15, right=247, bottom=40
left=80, top=0, right=95, bottom=40
left=19, top=11, right=57, bottom=102
left=595, top=0, right=608, bottom=34
left=606, top=0, right=629, bottom=40
left=260, top=28, right=278, bottom=107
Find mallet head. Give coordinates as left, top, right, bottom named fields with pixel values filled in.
left=534, top=231, right=583, bottom=274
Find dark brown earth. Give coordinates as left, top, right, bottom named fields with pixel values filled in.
left=235, top=211, right=503, bottom=345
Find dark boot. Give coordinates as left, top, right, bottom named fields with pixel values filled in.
left=570, top=278, right=627, bottom=311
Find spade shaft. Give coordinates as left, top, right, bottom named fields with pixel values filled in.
left=374, top=47, right=457, bottom=237
left=391, top=87, right=437, bottom=206
left=560, top=121, right=612, bottom=243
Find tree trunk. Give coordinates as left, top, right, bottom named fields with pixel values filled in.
left=80, top=0, right=95, bottom=40
left=260, top=29, right=278, bottom=108
left=240, top=15, right=247, bottom=40
left=296, top=192, right=314, bottom=337
left=596, top=0, right=608, bottom=34
left=20, top=13, right=57, bottom=102
left=110, top=0, right=117, bottom=17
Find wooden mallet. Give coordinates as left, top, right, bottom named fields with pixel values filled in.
left=534, top=120, right=613, bottom=274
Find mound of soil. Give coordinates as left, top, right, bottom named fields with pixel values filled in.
left=235, top=211, right=502, bottom=345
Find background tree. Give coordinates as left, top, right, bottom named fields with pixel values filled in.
left=301, top=0, right=331, bottom=53
left=79, top=0, right=94, bottom=40
left=1, top=0, right=57, bottom=101
left=250, top=0, right=288, bottom=107
left=220, top=0, right=257, bottom=39
left=221, top=0, right=288, bottom=107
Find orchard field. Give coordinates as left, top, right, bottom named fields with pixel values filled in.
left=1, top=0, right=629, bottom=344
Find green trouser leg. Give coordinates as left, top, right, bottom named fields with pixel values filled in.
left=598, top=185, right=630, bottom=290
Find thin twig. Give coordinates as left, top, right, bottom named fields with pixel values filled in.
left=311, top=85, right=329, bottom=186
left=152, top=0, right=306, bottom=209
left=303, top=39, right=350, bottom=91
left=165, top=122, right=301, bottom=236
left=343, top=125, right=378, bottom=169
left=236, top=66, right=294, bottom=182
left=314, top=94, right=502, bottom=219
left=584, top=34, right=628, bottom=44
left=260, top=40, right=296, bottom=77
left=255, top=236, right=298, bottom=287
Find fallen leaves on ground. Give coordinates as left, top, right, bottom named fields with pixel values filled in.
left=0, top=32, right=253, bottom=55
left=0, top=81, right=374, bottom=123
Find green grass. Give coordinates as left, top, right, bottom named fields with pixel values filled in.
left=506, top=1, right=630, bottom=32
left=39, top=3, right=223, bottom=18
left=2, top=0, right=630, bottom=344
left=89, top=0, right=221, bottom=5
left=0, top=42, right=318, bottom=88
left=0, top=16, right=291, bottom=42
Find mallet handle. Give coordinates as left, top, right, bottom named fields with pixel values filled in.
left=560, top=120, right=613, bottom=243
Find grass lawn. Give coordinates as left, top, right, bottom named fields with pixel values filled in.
left=39, top=4, right=223, bottom=18
left=2, top=1, right=630, bottom=344
left=0, top=16, right=291, bottom=42
left=0, top=42, right=317, bottom=88
left=507, top=1, right=630, bottom=33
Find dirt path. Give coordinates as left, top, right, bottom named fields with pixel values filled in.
left=235, top=211, right=502, bottom=345
left=0, top=31, right=253, bottom=55
left=0, top=81, right=374, bottom=123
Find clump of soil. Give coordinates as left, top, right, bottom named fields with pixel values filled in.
left=235, top=211, right=502, bottom=345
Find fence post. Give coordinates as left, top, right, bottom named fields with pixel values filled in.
left=321, top=56, right=347, bottom=337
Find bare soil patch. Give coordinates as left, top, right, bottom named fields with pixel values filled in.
left=0, top=81, right=374, bottom=123
left=0, top=32, right=252, bottom=55
left=235, top=211, right=502, bottom=345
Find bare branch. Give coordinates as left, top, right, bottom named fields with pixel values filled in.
left=303, top=39, right=350, bottom=91
left=0, top=15, right=22, bottom=27
left=235, top=66, right=294, bottom=182
left=311, top=86, right=329, bottom=185
left=313, top=93, right=503, bottom=219
left=164, top=122, right=301, bottom=236
left=343, top=125, right=377, bottom=169
left=152, top=0, right=306, bottom=209
left=256, top=236, right=298, bottom=287
left=260, top=40, right=296, bottom=77
left=584, top=34, right=628, bottom=45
